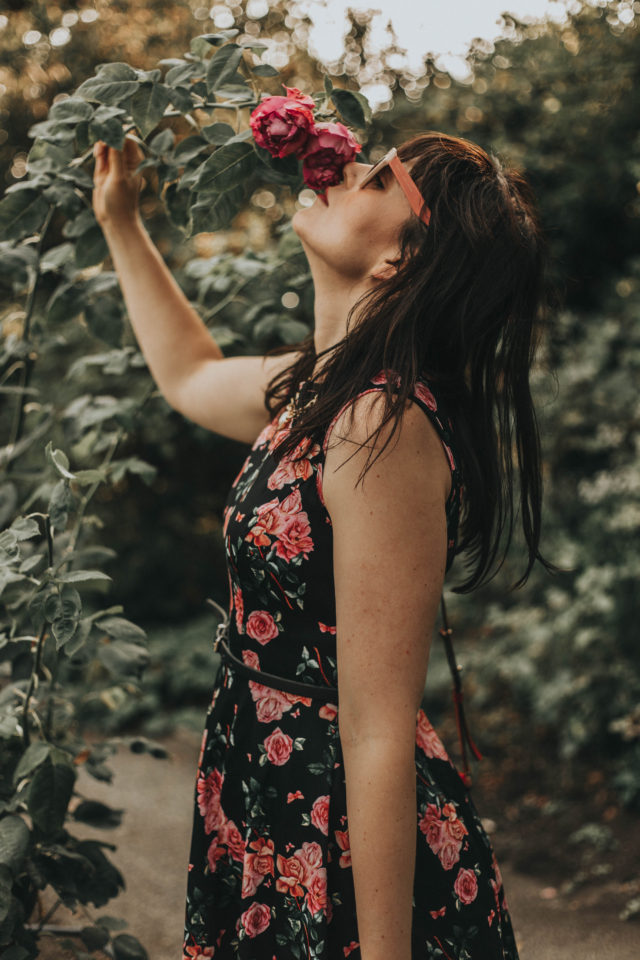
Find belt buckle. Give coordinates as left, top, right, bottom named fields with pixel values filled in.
left=205, top=597, right=229, bottom=653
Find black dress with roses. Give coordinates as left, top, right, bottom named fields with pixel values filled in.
left=182, top=370, right=520, bottom=960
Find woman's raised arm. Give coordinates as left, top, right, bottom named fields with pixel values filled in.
left=93, top=138, right=298, bottom=444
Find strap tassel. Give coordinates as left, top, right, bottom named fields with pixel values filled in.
left=439, top=595, right=483, bottom=787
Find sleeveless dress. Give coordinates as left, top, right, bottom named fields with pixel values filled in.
left=182, top=370, right=520, bottom=960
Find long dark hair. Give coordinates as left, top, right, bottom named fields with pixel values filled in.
left=263, top=131, right=561, bottom=594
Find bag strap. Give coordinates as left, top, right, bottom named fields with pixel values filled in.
left=439, top=594, right=483, bottom=787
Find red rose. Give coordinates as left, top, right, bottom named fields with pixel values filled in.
left=302, top=121, right=361, bottom=191
left=454, top=866, right=479, bottom=905
left=310, top=794, right=330, bottom=835
left=274, top=514, right=314, bottom=561
left=219, top=818, right=246, bottom=862
left=239, top=901, right=271, bottom=938
left=264, top=727, right=293, bottom=765
left=246, top=610, right=279, bottom=645
left=250, top=86, right=315, bottom=159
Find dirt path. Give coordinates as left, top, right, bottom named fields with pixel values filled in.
left=42, top=729, right=637, bottom=959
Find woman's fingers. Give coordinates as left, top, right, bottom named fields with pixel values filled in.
left=93, top=140, right=107, bottom=176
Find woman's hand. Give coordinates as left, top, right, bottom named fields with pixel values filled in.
left=92, top=135, right=146, bottom=229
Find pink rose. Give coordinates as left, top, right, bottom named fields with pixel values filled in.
left=454, top=867, right=479, bottom=905
left=298, top=840, right=323, bottom=873
left=241, top=866, right=263, bottom=899
left=242, top=649, right=260, bottom=669
left=276, top=852, right=307, bottom=896
left=239, top=901, right=271, bottom=938
left=438, top=838, right=462, bottom=871
left=247, top=836, right=275, bottom=876
left=197, top=768, right=225, bottom=834
left=250, top=683, right=292, bottom=723
left=310, top=795, right=330, bottom=835
left=246, top=496, right=286, bottom=546
left=306, top=867, right=328, bottom=916
left=264, top=727, right=293, bottom=765
left=274, top=514, right=314, bottom=561
left=246, top=610, right=279, bottom=645
left=250, top=86, right=315, bottom=159
left=302, top=122, right=361, bottom=191
left=418, top=805, right=444, bottom=855
left=416, top=710, right=450, bottom=762
left=413, top=381, right=438, bottom=411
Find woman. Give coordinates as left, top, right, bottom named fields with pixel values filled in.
left=93, top=130, right=556, bottom=959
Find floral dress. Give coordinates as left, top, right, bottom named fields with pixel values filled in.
left=182, top=370, right=520, bottom=960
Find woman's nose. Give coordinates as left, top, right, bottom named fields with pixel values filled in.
left=342, top=161, right=368, bottom=187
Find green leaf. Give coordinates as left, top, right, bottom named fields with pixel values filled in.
left=57, top=570, right=112, bottom=585
left=201, top=122, right=236, bottom=146
left=173, top=134, right=209, bottom=163
left=48, top=478, right=74, bottom=531
left=97, top=640, right=150, bottom=678
left=149, top=128, right=175, bottom=156
left=112, top=933, right=149, bottom=960
left=88, top=105, right=128, bottom=148
left=83, top=298, right=124, bottom=347
left=206, top=44, right=245, bottom=93
left=46, top=442, right=76, bottom=480
left=76, top=76, right=140, bottom=106
left=28, top=759, right=76, bottom=834
left=190, top=185, right=245, bottom=233
left=193, top=141, right=256, bottom=193
left=9, top=517, right=40, bottom=542
left=95, top=616, right=147, bottom=642
left=164, top=61, right=204, bottom=88
left=46, top=279, right=88, bottom=324
left=13, top=741, right=52, bottom=785
left=0, top=816, right=30, bottom=872
left=130, top=83, right=173, bottom=138
left=0, top=189, right=50, bottom=242
left=80, top=926, right=111, bottom=951
left=48, top=97, right=94, bottom=124
left=330, top=88, right=372, bottom=128
left=251, top=64, right=279, bottom=78
left=74, top=226, right=109, bottom=269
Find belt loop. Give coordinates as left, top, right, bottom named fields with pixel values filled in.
left=205, top=596, right=229, bottom=653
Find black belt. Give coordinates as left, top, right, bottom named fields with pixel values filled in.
left=206, top=598, right=339, bottom=703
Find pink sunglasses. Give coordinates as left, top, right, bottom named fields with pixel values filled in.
left=358, top=147, right=431, bottom=227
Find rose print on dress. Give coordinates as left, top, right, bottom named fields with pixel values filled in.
left=183, top=373, right=519, bottom=960
left=246, top=609, right=279, bottom=644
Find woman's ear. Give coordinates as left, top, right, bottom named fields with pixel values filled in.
left=371, top=251, right=402, bottom=281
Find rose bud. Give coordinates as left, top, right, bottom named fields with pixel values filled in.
left=301, top=121, right=362, bottom=192
left=250, top=86, right=316, bottom=159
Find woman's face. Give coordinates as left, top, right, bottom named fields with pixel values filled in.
left=292, top=158, right=416, bottom=283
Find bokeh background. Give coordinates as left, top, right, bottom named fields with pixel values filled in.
left=1, top=1, right=639, bottom=957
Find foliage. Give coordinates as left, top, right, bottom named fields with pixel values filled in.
left=1, top=3, right=639, bottom=951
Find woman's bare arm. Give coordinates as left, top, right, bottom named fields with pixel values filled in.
left=322, top=392, right=451, bottom=960
left=94, top=140, right=299, bottom=444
